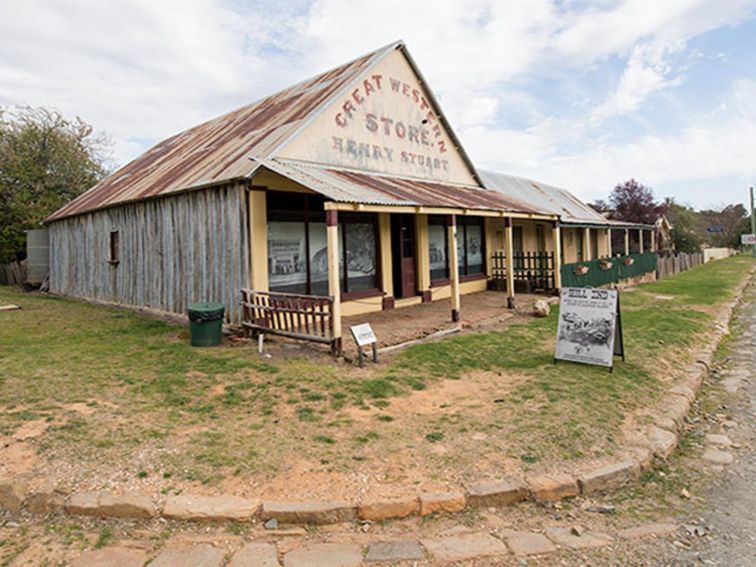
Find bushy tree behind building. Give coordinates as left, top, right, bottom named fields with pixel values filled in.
left=665, top=198, right=702, bottom=253
left=607, top=179, right=666, bottom=225
left=0, top=106, right=111, bottom=262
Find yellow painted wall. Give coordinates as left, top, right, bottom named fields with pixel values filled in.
left=248, top=189, right=268, bottom=290
left=430, top=277, right=488, bottom=300
left=415, top=214, right=431, bottom=292
left=341, top=295, right=384, bottom=317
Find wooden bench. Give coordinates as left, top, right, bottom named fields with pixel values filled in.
left=240, top=289, right=338, bottom=354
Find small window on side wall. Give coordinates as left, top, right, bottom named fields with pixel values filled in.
left=109, top=231, right=119, bottom=264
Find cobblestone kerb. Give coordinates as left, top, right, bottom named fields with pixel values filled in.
left=2, top=269, right=753, bottom=526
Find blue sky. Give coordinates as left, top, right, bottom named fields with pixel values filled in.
left=1, top=0, right=755, bottom=209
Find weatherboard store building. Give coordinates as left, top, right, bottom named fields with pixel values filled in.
left=46, top=41, right=612, bottom=353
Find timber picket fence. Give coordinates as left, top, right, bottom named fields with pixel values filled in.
left=491, top=251, right=556, bottom=292
left=655, top=251, right=704, bottom=280
left=0, top=261, right=26, bottom=286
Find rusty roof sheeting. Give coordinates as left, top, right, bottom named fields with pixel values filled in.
left=47, top=43, right=400, bottom=221
left=259, top=159, right=545, bottom=215
left=480, top=170, right=652, bottom=228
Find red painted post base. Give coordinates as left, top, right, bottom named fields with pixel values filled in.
left=507, top=297, right=516, bottom=309
left=382, top=296, right=395, bottom=310
left=421, top=290, right=432, bottom=303
left=451, top=309, right=460, bottom=322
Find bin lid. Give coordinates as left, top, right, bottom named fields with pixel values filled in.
left=188, top=302, right=225, bottom=314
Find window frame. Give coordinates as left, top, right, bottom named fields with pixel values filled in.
left=457, top=216, right=486, bottom=279
left=428, top=215, right=450, bottom=286
left=267, top=193, right=325, bottom=296
left=339, top=212, right=381, bottom=300
left=108, top=230, right=120, bottom=265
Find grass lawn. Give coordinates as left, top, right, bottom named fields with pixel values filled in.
left=0, top=255, right=752, bottom=500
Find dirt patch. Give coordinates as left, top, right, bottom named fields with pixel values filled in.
left=0, top=440, right=38, bottom=478
left=11, top=419, right=51, bottom=441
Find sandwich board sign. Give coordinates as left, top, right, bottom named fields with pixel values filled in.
left=554, top=287, right=624, bottom=370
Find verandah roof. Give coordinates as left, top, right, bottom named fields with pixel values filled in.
left=257, top=159, right=552, bottom=218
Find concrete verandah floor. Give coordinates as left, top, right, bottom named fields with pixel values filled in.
left=342, top=291, right=544, bottom=350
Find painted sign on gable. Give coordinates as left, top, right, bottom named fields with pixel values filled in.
left=279, top=49, right=477, bottom=185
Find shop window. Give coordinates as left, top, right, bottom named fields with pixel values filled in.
left=267, top=194, right=378, bottom=298
left=108, top=231, right=119, bottom=264
left=267, top=193, right=326, bottom=295
left=457, top=217, right=485, bottom=277
left=428, top=215, right=449, bottom=283
left=339, top=213, right=379, bottom=295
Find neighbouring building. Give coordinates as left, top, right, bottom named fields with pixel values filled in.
left=46, top=41, right=654, bottom=352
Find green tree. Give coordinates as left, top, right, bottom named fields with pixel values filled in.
left=665, top=198, right=702, bottom=253
left=0, top=106, right=111, bottom=262
left=699, top=204, right=750, bottom=248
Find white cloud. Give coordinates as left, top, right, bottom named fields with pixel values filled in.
left=480, top=80, right=756, bottom=205
left=589, top=39, right=685, bottom=124
left=0, top=0, right=753, bottom=207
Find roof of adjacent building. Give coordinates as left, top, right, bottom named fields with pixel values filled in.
left=479, top=170, right=653, bottom=229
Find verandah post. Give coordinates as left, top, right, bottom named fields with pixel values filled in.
left=639, top=228, right=644, bottom=253
left=624, top=229, right=630, bottom=255
left=326, top=209, right=342, bottom=354
left=504, top=217, right=515, bottom=308
left=607, top=228, right=612, bottom=256
left=448, top=214, right=461, bottom=322
left=552, top=222, right=562, bottom=290
left=582, top=227, right=591, bottom=261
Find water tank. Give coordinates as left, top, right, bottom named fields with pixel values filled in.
left=26, top=229, right=49, bottom=284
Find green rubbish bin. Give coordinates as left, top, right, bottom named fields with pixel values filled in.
left=188, top=302, right=225, bottom=347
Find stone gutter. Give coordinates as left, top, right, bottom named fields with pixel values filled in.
left=2, top=267, right=753, bottom=526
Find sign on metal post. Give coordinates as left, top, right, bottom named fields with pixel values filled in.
left=350, top=323, right=378, bottom=368
left=706, top=225, right=724, bottom=233
left=740, top=234, right=756, bottom=246
left=554, top=287, right=624, bottom=370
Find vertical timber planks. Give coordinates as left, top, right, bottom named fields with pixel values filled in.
left=48, top=184, right=250, bottom=323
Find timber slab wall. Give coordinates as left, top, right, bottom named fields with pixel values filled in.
left=48, top=184, right=250, bottom=323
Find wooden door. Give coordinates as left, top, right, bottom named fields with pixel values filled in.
left=392, top=215, right=417, bottom=298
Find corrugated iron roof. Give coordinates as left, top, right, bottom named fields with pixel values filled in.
left=479, top=170, right=651, bottom=229
left=479, top=170, right=606, bottom=224
left=259, top=159, right=545, bottom=215
left=47, top=42, right=402, bottom=221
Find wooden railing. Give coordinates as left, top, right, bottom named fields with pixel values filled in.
left=240, top=289, right=338, bottom=353
left=491, top=251, right=556, bottom=293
